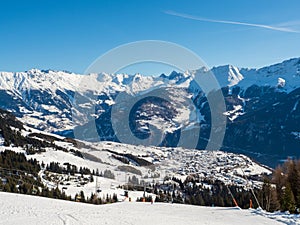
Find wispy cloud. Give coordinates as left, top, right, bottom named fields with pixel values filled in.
left=164, top=10, right=300, bottom=33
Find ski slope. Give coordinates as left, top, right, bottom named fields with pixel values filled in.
left=0, top=192, right=290, bottom=225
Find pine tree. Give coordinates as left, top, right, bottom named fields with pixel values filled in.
left=273, top=165, right=285, bottom=206
left=80, top=191, right=85, bottom=203
left=286, top=160, right=300, bottom=205
left=112, top=193, right=118, bottom=203
left=269, top=187, right=280, bottom=212
left=195, top=194, right=205, bottom=206
left=294, top=160, right=300, bottom=208
left=281, top=182, right=296, bottom=213
left=260, top=179, right=280, bottom=212
left=3, top=183, right=11, bottom=192
left=89, top=174, right=94, bottom=182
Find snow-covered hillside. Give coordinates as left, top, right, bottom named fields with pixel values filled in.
left=0, top=192, right=293, bottom=225
left=12, top=125, right=273, bottom=184
left=209, top=58, right=300, bottom=92
left=0, top=126, right=271, bottom=199
left=0, top=109, right=271, bottom=201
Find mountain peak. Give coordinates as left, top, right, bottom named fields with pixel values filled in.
left=26, top=68, right=42, bottom=74
left=210, top=64, right=244, bottom=87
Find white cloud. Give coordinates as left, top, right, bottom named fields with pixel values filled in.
left=164, top=10, right=300, bottom=33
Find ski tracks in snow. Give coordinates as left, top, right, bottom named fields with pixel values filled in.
left=57, top=213, right=81, bottom=225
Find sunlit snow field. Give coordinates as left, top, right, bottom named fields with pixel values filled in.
left=1, top=192, right=296, bottom=225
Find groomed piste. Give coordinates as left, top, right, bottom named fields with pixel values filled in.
left=1, top=192, right=296, bottom=225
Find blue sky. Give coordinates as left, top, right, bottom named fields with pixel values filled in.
left=1, top=0, right=300, bottom=75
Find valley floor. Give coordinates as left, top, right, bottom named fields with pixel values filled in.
left=0, top=192, right=293, bottom=225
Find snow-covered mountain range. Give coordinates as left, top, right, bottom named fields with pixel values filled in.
left=0, top=57, right=300, bottom=166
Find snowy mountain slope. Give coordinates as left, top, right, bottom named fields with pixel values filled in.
left=0, top=69, right=192, bottom=132
left=0, top=109, right=271, bottom=200
left=210, top=65, right=244, bottom=88
left=0, top=58, right=299, bottom=166
left=0, top=58, right=298, bottom=133
left=0, top=124, right=272, bottom=197
left=238, top=58, right=300, bottom=92
left=0, top=192, right=289, bottom=225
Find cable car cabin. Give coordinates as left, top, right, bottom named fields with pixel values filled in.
left=96, top=189, right=102, bottom=193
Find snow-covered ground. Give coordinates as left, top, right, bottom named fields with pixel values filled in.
left=0, top=124, right=273, bottom=199
left=0, top=192, right=293, bottom=225
left=22, top=138, right=272, bottom=198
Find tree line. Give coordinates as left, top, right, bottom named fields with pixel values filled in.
left=263, top=159, right=300, bottom=213
left=149, top=160, right=300, bottom=214
left=0, top=150, right=118, bottom=205
left=153, top=177, right=260, bottom=209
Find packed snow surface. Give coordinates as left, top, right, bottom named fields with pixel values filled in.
left=0, top=192, right=290, bottom=225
